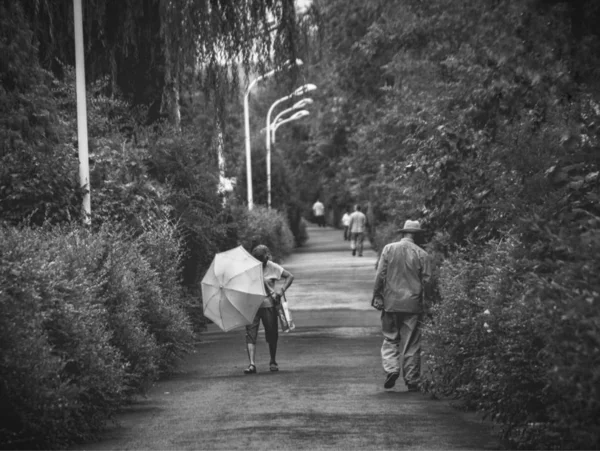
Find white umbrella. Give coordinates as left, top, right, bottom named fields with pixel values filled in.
left=201, top=246, right=266, bottom=332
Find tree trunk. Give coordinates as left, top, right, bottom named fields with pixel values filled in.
left=161, top=61, right=181, bottom=130
left=159, top=0, right=181, bottom=130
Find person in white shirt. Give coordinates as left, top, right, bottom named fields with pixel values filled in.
left=348, top=204, right=367, bottom=256
left=312, top=199, right=325, bottom=227
left=244, top=245, right=294, bottom=374
left=341, top=209, right=351, bottom=241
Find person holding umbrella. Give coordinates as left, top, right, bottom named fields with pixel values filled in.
left=244, top=245, right=295, bottom=374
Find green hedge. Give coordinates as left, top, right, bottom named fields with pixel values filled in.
left=0, top=220, right=195, bottom=449
left=234, top=205, right=295, bottom=262
left=422, top=232, right=600, bottom=449
left=295, top=216, right=309, bottom=248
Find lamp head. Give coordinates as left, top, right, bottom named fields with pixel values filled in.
left=293, top=83, right=317, bottom=96
left=281, top=58, right=303, bottom=70
left=293, top=98, right=314, bottom=109
left=290, top=110, right=310, bottom=120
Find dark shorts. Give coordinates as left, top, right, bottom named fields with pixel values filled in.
left=351, top=232, right=365, bottom=245
left=246, top=307, right=279, bottom=344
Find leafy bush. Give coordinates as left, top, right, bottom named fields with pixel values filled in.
left=295, top=216, right=309, bottom=247
left=51, top=65, right=173, bottom=232
left=517, top=216, right=600, bottom=449
left=423, top=232, right=600, bottom=450
left=0, top=226, right=126, bottom=449
left=96, top=232, right=161, bottom=393
left=135, top=219, right=196, bottom=370
left=95, top=220, right=197, bottom=387
left=371, top=221, right=403, bottom=254
left=145, top=130, right=230, bottom=286
left=234, top=205, right=295, bottom=262
left=0, top=220, right=196, bottom=449
left=0, top=3, right=82, bottom=227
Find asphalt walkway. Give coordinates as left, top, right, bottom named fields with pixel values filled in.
left=78, top=224, right=501, bottom=450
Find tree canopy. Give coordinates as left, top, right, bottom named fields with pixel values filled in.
left=20, top=0, right=299, bottom=124
left=291, top=0, right=599, bottom=247
left=1, top=0, right=600, bottom=448
left=277, top=1, right=600, bottom=448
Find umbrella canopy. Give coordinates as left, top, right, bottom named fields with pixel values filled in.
left=201, top=246, right=266, bottom=332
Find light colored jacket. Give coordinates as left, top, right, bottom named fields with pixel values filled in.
left=373, top=238, right=431, bottom=313
left=348, top=211, right=367, bottom=233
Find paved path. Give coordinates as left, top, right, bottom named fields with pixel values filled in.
left=78, top=225, right=501, bottom=450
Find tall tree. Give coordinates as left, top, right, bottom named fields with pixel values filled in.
left=295, top=0, right=600, bottom=244
left=21, top=0, right=299, bottom=127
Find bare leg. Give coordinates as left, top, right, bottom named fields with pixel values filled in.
left=246, top=343, right=256, bottom=366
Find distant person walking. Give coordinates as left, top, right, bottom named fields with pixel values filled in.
left=371, top=220, right=431, bottom=391
left=312, top=199, right=326, bottom=227
left=341, top=208, right=351, bottom=241
left=348, top=204, right=367, bottom=256
left=244, top=245, right=294, bottom=374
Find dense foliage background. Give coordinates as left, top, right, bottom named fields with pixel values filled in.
left=0, top=1, right=300, bottom=448
left=286, top=0, right=599, bottom=448
left=2, top=0, right=599, bottom=448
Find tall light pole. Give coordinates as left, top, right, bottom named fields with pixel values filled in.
left=243, top=59, right=303, bottom=210
left=73, top=0, right=91, bottom=225
left=272, top=110, right=310, bottom=144
left=266, top=84, right=316, bottom=209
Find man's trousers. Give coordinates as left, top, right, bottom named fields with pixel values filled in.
left=380, top=311, right=422, bottom=385
left=350, top=232, right=365, bottom=256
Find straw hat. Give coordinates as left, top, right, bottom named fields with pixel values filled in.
left=399, top=220, right=424, bottom=233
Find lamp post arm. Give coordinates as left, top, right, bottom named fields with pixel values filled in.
left=244, top=72, right=283, bottom=211
left=272, top=107, right=294, bottom=130
left=266, top=94, right=294, bottom=209
left=243, top=59, right=303, bottom=211
left=271, top=98, right=313, bottom=143
left=272, top=110, right=310, bottom=144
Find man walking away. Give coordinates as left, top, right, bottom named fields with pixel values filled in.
left=348, top=204, right=367, bottom=256
left=312, top=199, right=325, bottom=227
left=371, top=220, right=431, bottom=391
left=341, top=208, right=351, bottom=240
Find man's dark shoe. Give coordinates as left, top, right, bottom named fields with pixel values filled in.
left=352, top=249, right=356, bottom=256
left=384, top=372, right=400, bottom=389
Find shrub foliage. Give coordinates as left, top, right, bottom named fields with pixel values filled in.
left=233, top=205, right=296, bottom=262
left=0, top=221, right=195, bottom=449
left=298, top=0, right=600, bottom=448
left=423, top=230, right=600, bottom=449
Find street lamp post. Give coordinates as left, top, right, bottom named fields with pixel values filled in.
left=243, top=59, right=303, bottom=211
left=73, top=0, right=91, bottom=225
left=271, top=98, right=313, bottom=137
left=266, top=84, right=316, bottom=209
left=271, top=110, right=310, bottom=144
